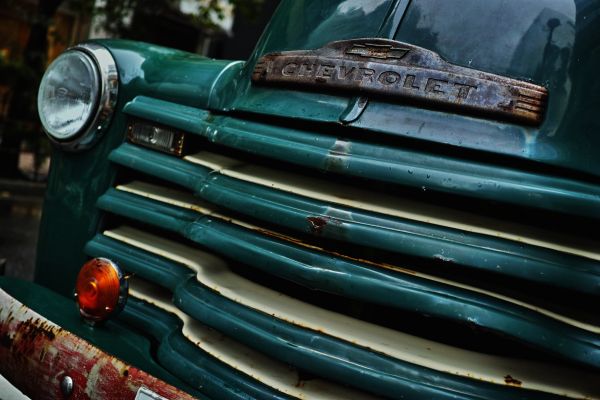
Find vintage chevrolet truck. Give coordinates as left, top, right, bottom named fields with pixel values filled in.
left=1, top=0, right=600, bottom=399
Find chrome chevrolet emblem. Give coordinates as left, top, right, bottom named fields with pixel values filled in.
left=252, top=38, right=547, bottom=125
left=346, top=43, right=410, bottom=60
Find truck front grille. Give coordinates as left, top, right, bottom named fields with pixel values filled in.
left=85, top=95, right=600, bottom=399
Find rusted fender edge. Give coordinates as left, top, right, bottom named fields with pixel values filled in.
left=0, top=288, right=197, bottom=400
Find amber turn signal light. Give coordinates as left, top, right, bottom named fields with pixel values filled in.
left=74, top=258, right=128, bottom=324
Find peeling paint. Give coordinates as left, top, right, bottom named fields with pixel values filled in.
left=0, top=289, right=197, bottom=400
left=307, top=216, right=330, bottom=234
left=505, top=375, right=523, bottom=387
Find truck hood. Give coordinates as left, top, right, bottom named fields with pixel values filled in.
left=225, top=0, right=600, bottom=179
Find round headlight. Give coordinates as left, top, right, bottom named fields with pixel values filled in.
left=37, top=43, right=118, bottom=151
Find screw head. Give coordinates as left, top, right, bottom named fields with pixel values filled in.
left=60, top=375, right=73, bottom=397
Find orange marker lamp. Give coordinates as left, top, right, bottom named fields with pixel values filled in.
left=74, top=258, right=128, bottom=324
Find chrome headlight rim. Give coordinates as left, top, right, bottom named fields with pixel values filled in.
left=40, top=42, right=119, bottom=151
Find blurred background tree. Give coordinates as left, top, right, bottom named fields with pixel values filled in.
left=0, top=0, right=273, bottom=180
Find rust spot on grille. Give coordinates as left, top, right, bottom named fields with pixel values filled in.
left=252, top=224, right=417, bottom=276
left=307, top=216, right=329, bottom=234
left=504, top=375, right=522, bottom=387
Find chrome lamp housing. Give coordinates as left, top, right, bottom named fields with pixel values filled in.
left=37, top=43, right=118, bottom=151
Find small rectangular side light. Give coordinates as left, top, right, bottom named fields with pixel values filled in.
left=127, top=121, right=185, bottom=156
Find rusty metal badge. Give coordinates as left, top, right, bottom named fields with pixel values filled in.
left=252, top=38, right=548, bottom=125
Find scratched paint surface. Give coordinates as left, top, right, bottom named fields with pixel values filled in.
left=0, top=289, right=197, bottom=400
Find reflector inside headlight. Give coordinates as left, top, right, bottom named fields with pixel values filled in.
left=37, top=50, right=99, bottom=141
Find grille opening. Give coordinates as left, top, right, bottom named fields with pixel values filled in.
left=107, top=170, right=600, bottom=328
left=343, top=248, right=599, bottom=327
left=219, top=240, right=588, bottom=370
left=226, top=109, right=600, bottom=187
left=101, top=212, right=186, bottom=246
left=185, top=133, right=600, bottom=238
left=247, top=214, right=600, bottom=327
left=251, top=217, right=600, bottom=326
left=112, top=163, right=186, bottom=193
left=115, top=275, right=383, bottom=399
left=101, top=208, right=593, bottom=373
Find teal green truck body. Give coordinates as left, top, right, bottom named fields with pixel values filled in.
left=2, top=0, right=600, bottom=398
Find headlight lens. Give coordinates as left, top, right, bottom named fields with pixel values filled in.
left=37, top=50, right=99, bottom=141
left=37, top=43, right=118, bottom=151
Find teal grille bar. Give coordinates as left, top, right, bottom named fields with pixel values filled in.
left=96, top=188, right=600, bottom=370
left=123, top=96, right=600, bottom=219
left=109, top=143, right=600, bottom=298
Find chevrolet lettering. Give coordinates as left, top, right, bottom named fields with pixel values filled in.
left=253, top=39, right=547, bottom=125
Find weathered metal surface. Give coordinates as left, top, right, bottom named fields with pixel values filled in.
left=109, top=143, right=600, bottom=297
left=252, top=38, right=547, bottom=125
left=93, top=184, right=600, bottom=373
left=85, top=226, right=600, bottom=399
left=34, top=41, right=241, bottom=298
left=32, top=2, right=600, bottom=398
left=222, top=0, right=600, bottom=177
left=0, top=289, right=196, bottom=400
left=121, top=97, right=600, bottom=220
left=122, top=282, right=376, bottom=400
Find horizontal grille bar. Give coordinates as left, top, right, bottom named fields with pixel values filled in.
left=120, top=279, right=376, bottom=400
left=121, top=297, right=294, bottom=400
left=110, top=143, right=600, bottom=298
left=123, top=95, right=600, bottom=219
left=95, top=183, right=600, bottom=374
left=87, top=224, right=600, bottom=399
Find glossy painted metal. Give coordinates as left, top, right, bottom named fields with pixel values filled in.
left=392, top=0, right=600, bottom=175
left=121, top=298, right=295, bottom=400
left=0, top=281, right=200, bottom=400
left=230, top=0, right=600, bottom=177
left=122, top=93, right=600, bottom=217
left=93, top=184, right=600, bottom=373
left=120, top=286, right=376, bottom=400
left=109, top=142, right=600, bottom=298
left=83, top=226, right=600, bottom=399
left=32, top=0, right=600, bottom=398
left=34, top=40, right=241, bottom=296
left=37, top=1, right=600, bottom=291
